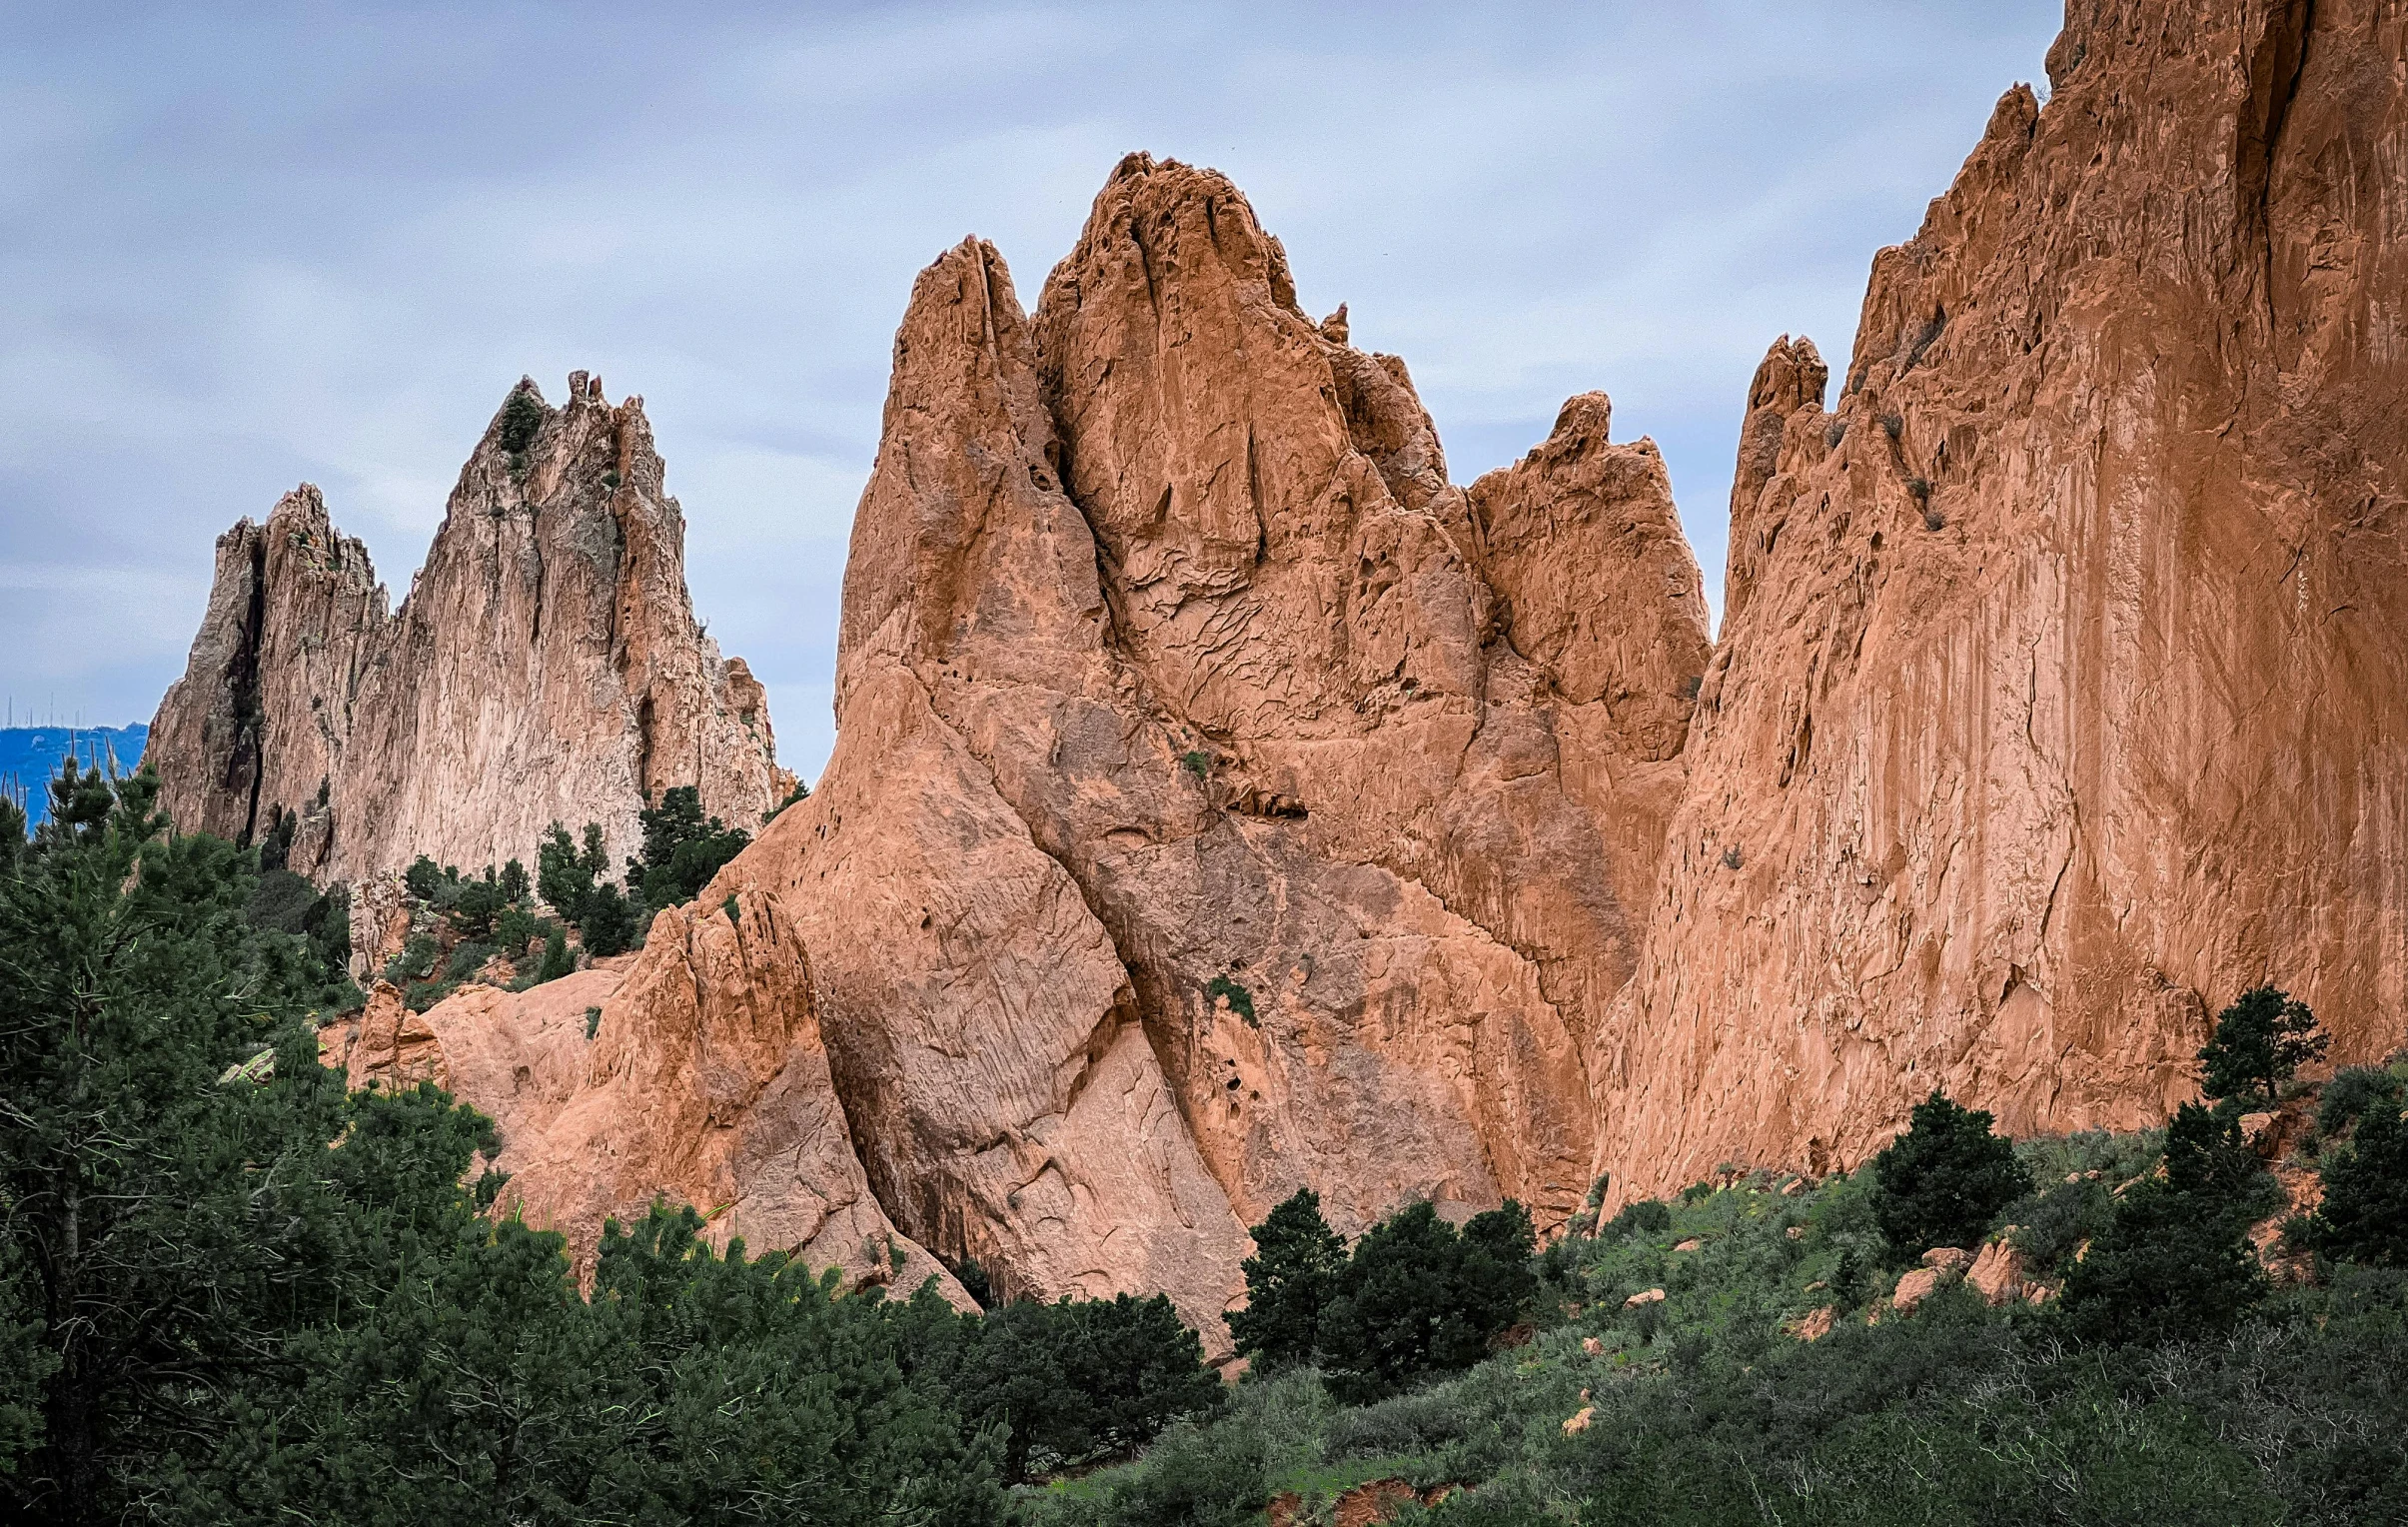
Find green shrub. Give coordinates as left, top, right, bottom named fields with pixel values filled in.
left=447, top=869, right=504, bottom=939
left=384, top=930, right=439, bottom=984
left=943, top=1292, right=1223, bottom=1483
left=498, top=856, right=530, bottom=905
left=1868, top=1090, right=2030, bottom=1256
left=2062, top=1175, right=2265, bottom=1344
left=403, top=853, right=446, bottom=903
left=580, top=882, right=639, bottom=956
left=494, top=902, right=541, bottom=953
left=2199, top=985, right=2327, bottom=1103
left=1205, top=974, right=1256, bottom=1027
left=497, top=387, right=545, bottom=455
left=441, top=940, right=496, bottom=984
left=1606, top=1199, right=1672, bottom=1239
left=2318, top=1066, right=2404, bottom=1142
left=1317, top=1200, right=1535, bottom=1404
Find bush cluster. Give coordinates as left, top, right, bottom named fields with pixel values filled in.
left=393, top=849, right=569, bottom=1007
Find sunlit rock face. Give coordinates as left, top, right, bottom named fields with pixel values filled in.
left=499, top=158, right=1710, bottom=1347
left=1596, top=0, right=2408, bottom=1200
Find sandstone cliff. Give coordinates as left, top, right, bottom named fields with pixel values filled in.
left=148, top=373, right=788, bottom=891
left=473, top=159, right=1712, bottom=1339
left=1597, top=0, right=2408, bottom=1196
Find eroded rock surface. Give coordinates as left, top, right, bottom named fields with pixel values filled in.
left=1598, top=0, right=2408, bottom=1198
left=149, top=372, right=787, bottom=892
left=492, top=159, right=1711, bottom=1343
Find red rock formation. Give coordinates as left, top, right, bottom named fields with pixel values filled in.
left=480, top=161, right=1711, bottom=1343
left=1598, top=0, right=2408, bottom=1198
left=148, top=371, right=787, bottom=894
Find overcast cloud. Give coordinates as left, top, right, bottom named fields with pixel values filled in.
left=0, top=0, right=2062, bottom=778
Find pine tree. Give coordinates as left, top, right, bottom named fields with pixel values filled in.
left=1869, top=1090, right=2032, bottom=1255
left=2198, top=985, right=2328, bottom=1103
left=1228, top=1187, right=1347, bottom=1372
left=2306, top=1101, right=2408, bottom=1268
left=536, top=923, right=575, bottom=984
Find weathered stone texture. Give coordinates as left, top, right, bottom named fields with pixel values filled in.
left=149, top=372, right=787, bottom=893
left=1597, top=0, right=2408, bottom=1199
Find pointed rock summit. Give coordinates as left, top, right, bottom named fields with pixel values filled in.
left=470, top=159, right=1714, bottom=1343
left=149, top=373, right=788, bottom=892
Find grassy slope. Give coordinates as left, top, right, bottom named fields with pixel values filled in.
left=1031, top=1119, right=2408, bottom=1527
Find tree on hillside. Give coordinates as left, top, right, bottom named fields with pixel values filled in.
left=1316, top=1199, right=1536, bottom=1404
left=2198, top=985, right=2327, bottom=1103
left=1869, top=1090, right=2031, bottom=1256
left=940, top=1292, right=1221, bottom=1484
left=0, top=763, right=465, bottom=1520
left=1229, top=1188, right=1347, bottom=1373
left=2304, top=1101, right=2408, bottom=1268
left=2063, top=1179, right=2266, bottom=1346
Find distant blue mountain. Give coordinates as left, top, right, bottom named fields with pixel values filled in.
left=1, top=725, right=150, bottom=826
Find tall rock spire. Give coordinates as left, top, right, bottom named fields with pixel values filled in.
left=467, top=161, right=1717, bottom=1346
left=148, top=372, right=788, bottom=887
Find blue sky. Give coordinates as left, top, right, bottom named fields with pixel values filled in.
left=0, top=1, right=2062, bottom=779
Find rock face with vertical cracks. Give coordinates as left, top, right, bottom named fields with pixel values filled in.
left=147, top=372, right=788, bottom=892
left=490, top=158, right=1712, bottom=1345
left=1599, top=0, right=2408, bottom=1199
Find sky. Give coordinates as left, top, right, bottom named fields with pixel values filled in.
left=0, top=0, right=2064, bottom=781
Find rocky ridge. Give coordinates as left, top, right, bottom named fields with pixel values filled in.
left=148, top=373, right=788, bottom=901
left=262, top=0, right=2408, bottom=1346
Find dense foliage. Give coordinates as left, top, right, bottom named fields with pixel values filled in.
left=390, top=850, right=573, bottom=1008
left=1042, top=1072, right=2408, bottom=1526
left=1226, top=1191, right=1536, bottom=1404
left=0, top=764, right=1218, bottom=1524
left=628, top=785, right=750, bottom=910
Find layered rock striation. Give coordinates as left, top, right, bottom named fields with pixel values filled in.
left=149, top=373, right=787, bottom=889
left=479, top=158, right=1712, bottom=1340
left=1598, top=0, right=2408, bottom=1196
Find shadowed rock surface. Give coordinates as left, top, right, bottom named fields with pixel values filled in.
left=147, top=372, right=788, bottom=890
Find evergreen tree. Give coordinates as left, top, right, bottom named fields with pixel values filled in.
left=1228, top=1188, right=1346, bottom=1372
left=403, top=852, right=446, bottom=902
left=630, top=785, right=750, bottom=909
left=535, top=923, right=575, bottom=984
left=1869, top=1090, right=2031, bottom=1256
left=948, top=1293, right=1219, bottom=1484
left=2162, top=1100, right=2268, bottom=1204
left=498, top=856, right=530, bottom=905
left=536, top=820, right=611, bottom=924
left=1316, top=1199, right=1537, bottom=1404
left=580, top=881, right=640, bottom=956
left=0, top=764, right=429, bottom=1519
left=2306, top=1102, right=2408, bottom=1268
left=2062, top=1175, right=2266, bottom=1345
left=2198, top=985, right=2327, bottom=1103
